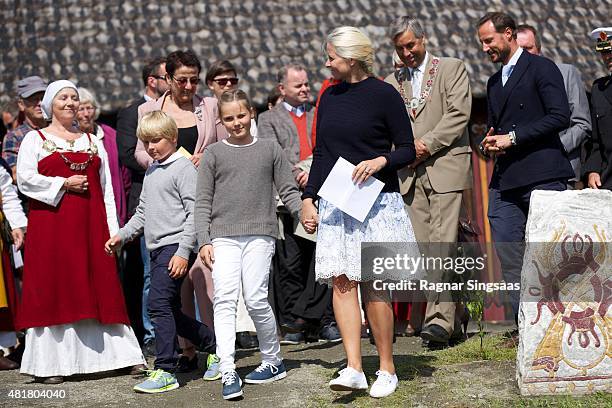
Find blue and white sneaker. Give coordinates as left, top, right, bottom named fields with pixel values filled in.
left=221, top=370, right=243, bottom=400
left=244, top=361, right=287, bottom=384
left=203, top=353, right=221, bottom=381
left=133, top=369, right=179, bottom=393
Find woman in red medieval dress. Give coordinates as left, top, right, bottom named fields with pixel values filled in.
left=15, top=80, right=145, bottom=384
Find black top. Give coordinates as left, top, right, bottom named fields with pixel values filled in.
left=177, top=125, right=198, bottom=156
left=303, top=77, right=415, bottom=200
left=584, top=75, right=612, bottom=189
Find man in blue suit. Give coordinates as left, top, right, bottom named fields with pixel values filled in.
left=476, top=12, right=573, bottom=320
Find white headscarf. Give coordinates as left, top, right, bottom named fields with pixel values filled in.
left=41, top=80, right=78, bottom=120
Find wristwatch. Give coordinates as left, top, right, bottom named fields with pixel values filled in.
left=509, top=131, right=517, bottom=146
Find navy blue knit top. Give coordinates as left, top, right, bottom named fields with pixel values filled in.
left=302, top=77, right=416, bottom=200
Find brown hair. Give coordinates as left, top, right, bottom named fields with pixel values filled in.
left=205, top=60, right=237, bottom=84
left=477, top=12, right=517, bottom=39
left=517, top=24, right=541, bottom=51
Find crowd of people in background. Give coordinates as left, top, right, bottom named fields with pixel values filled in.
left=0, top=10, right=610, bottom=401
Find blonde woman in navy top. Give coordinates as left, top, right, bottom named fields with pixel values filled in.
left=301, top=26, right=418, bottom=398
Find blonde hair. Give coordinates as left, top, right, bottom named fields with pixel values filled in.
left=137, top=110, right=178, bottom=142
left=217, top=89, right=253, bottom=114
left=324, top=26, right=374, bottom=76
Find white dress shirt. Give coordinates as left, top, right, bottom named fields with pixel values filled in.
left=283, top=101, right=306, bottom=117
left=502, top=47, right=523, bottom=86
left=0, top=167, right=26, bottom=229
left=410, top=52, right=429, bottom=99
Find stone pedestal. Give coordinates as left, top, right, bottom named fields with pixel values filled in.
left=517, top=189, right=612, bottom=395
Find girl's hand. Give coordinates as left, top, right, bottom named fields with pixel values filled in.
left=190, top=152, right=202, bottom=167
left=105, top=235, right=122, bottom=255
left=168, top=255, right=189, bottom=279
left=11, top=228, right=24, bottom=250
left=64, top=175, right=89, bottom=193
left=352, top=156, right=387, bottom=185
left=588, top=172, right=602, bottom=189
left=199, top=244, right=214, bottom=269
left=301, top=199, right=319, bottom=234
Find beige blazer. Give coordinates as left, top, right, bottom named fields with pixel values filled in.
left=134, top=92, right=228, bottom=169
left=385, top=56, right=472, bottom=194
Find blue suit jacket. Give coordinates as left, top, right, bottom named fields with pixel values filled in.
left=486, top=51, right=573, bottom=191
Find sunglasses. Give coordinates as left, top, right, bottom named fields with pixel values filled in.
left=172, top=76, right=200, bottom=87
left=212, top=77, right=239, bottom=86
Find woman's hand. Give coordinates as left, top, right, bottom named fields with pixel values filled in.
left=301, top=199, right=319, bottom=234
left=105, top=235, right=122, bottom=255
left=352, top=156, right=387, bottom=185
left=64, top=175, right=88, bottom=193
left=199, top=244, right=214, bottom=269
left=190, top=152, right=203, bottom=167
left=168, top=255, right=189, bottom=279
left=11, top=228, right=24, bottom=250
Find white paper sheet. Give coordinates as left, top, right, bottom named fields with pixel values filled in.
left=317, top=157, right=384, bottom=222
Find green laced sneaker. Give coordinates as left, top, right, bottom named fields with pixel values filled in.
left=133, top=369, right=179, bottom=393
left=203, top=353, right=221, bottom=381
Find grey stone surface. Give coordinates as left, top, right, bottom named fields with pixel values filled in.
left=517, top=190, right=612, bottom=395
left=0, top=0, right=608, bottom=111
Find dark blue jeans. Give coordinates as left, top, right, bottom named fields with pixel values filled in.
left=488, top=179, right=566, bottom=319
left=148, top=244, right=216, bottom=371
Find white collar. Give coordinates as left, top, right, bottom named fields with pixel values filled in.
left=411, top=52, right=429, bottom=75
left=143, top=94, right=153, bottom=102
left=504, top=47, right=523, bottom=68
left=94, top=124, right=104, bottom=140
left=283, top=102, right=305, bottom=116
left=152, top=151, right=183, bottom=167
left=222, top=137, right=257, bottom=148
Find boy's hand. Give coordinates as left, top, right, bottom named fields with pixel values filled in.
left=168, top=255, right=189, bottom=279
left=105, top=235, right=122, bottom=255
left=199, top=244, right=214, bottom=269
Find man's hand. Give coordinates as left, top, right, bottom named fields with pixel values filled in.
left=587, top=172, right=602, bottom=189
left=482, top=127, right=511, bottom=154
left=295, top=171, right=309, bottom=189
left=414, top=139, right=430, bottom=161
left=168, top=255, right=189, bottom=279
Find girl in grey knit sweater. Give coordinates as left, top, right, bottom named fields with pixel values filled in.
left=195, top=90, right=312, bottom=400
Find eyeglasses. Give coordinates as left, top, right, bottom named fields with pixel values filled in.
left=172, top=76, right=200, bottom=87
left=212, top=77, right=239, bottom=86
left=151, top=75, right=167, bottom=81
left=78, top=106, right=96, bottom=112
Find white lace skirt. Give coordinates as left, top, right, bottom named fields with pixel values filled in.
left=20, top=319, right=145, bottom=377
left=315, top=192, right=419, bottom=284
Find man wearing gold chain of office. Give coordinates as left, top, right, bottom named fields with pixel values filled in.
left=384, top=16, right=473, bottom=349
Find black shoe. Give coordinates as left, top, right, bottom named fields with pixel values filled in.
left=319, top=323, right=342, bottom=343
left=420, top=324, right=450, bottom=346
left=176, top=354, right=198, bottom=373
left=281, top=318, right=307, bottom=334
left=142, top=340, right=156, bottom=358
left=236, top=332, right=258, bottom=350
left=6, top=341, right=24, bottom=364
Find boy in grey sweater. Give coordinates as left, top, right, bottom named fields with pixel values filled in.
left=106, top=111, right=216, bottom=394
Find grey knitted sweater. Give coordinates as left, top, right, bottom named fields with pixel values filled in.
left=118, top=152, right=197, bottom=259
left=195, top=138, right=302, bottom=246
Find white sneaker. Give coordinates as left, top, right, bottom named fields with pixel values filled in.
left=329, top=366, right=368, bottom=391
left=369, top=370, right=398, bottom=398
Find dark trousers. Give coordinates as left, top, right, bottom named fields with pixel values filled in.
left=148, top=244, right=216, bottom=371
left=488, top=179, right=566, bottom=319
left=273, top=213, right=334, bottom=327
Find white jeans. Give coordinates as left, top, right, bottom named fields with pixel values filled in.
left=212, top=235, right=281, bottom=374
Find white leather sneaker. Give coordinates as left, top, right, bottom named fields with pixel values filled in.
left=329, top=366, right=368, bottom=391
left=369, top=370, right=398, bottom=398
